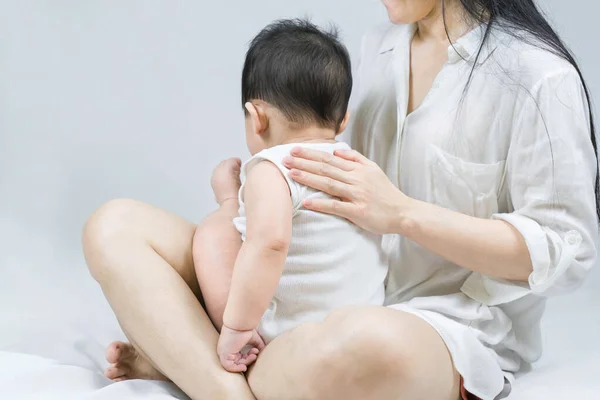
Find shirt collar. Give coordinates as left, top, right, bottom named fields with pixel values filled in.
left=448, top=23, right=498, bottom=64
left=378, top=24, right=416, bottom=54
left=378, top=23, right=498, bottom=65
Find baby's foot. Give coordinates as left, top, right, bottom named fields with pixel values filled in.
left=211, top=158, right=242, bottom=205
left=104, top=341, right=168, bottom=382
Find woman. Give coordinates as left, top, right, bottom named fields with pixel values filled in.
left=82, top=0, right=598, bottom=399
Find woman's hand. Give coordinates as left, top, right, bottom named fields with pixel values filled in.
left=283, top=147, right=409, bottom=235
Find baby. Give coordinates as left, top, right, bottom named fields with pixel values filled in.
left=196, top=19, right=388, bottom=372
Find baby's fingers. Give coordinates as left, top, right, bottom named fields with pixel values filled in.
left=250, top=330, right=266, bottom=350
left=221, top=354, right=247, bottom=373
left=224, top=361, right=248, bottom=373
left=239, top=352, right=258, bottom=366
left=225, top=352, right=242, bottom=361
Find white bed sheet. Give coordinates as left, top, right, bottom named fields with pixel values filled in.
left=1, top=228, right=598, bottom=400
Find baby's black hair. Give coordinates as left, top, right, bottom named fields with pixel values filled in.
left=242, top=19, right=352, bottom=131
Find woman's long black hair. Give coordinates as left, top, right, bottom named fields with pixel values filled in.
left=444, top=0, right=599, bottom=219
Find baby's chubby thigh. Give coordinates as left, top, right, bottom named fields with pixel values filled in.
left=192, top=200, right=243, bottom=329
left=248, top=305, right=455, bottom=400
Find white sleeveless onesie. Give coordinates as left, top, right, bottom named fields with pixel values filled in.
left=233, top=142, right=388, bottom=343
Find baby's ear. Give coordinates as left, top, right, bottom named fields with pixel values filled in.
left=336, top=111, right=351, bottom=135
left=245, top=102, right=269, bottom=135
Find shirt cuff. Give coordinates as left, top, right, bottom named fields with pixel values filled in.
left=492, top=212, right=582, bottom=295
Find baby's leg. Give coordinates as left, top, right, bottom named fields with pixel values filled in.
left=193, top=198, right=242, bottom=330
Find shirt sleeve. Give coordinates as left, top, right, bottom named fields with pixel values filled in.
left=491, top=67, right=598, bottom=297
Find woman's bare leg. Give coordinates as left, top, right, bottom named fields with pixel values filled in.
left=83, top=199, right=255, bottom=400
left=247, top=306, right=461, bottom=400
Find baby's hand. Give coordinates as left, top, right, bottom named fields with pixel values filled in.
left=211, top=158, right=242, bottom=205
left=217, top=326, right=265, bottom=373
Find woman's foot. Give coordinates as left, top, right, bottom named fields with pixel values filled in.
left=104, top=341, right=169, bottom=382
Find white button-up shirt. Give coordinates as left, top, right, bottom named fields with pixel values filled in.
left=348, top=22, right=598, bottom=398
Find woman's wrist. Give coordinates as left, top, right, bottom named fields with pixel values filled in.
left=391, top=194, right=423, bottom=237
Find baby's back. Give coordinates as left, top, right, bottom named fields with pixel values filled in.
left=234, top=142, right=388, bottom=343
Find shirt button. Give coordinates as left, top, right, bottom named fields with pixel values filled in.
left=566, top=231, right=582, bottom=246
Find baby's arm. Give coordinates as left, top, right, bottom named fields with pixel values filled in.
left=217, top=161, right=293, bottom=372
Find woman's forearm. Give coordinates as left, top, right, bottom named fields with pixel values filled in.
left=395, top=198, right=533, bottom=281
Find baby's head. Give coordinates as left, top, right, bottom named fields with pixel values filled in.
left=242, top=19, right=353, bottom=155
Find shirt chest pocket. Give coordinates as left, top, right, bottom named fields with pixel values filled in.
left=429, top=145, right=506, bottom=218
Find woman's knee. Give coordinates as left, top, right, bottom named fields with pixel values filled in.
left=250, top=307, right=456, bottom=400
left=316, top=306, right=416, bottom=370
left=83, top=199, right=141, bottom=239
left=82, top=198, right=144, bottom=279
left=307, top=306, right=457, bottom=399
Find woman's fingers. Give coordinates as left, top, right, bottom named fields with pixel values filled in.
left=302, top=198, right=356, bottom=220
left=288, top=147, right=357, bottom=171
left=283, top=156, right=353, bottom=183
left=290, top=170, right=352, bottom=199
left=334, top=149, right=371, bottom=165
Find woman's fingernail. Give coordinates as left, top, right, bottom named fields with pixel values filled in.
left=290, top=169, right=300, bottom=177
left=291, top=147, right=302, bottom=156
left=303, top=199, right=312, bottom=207
left=283, top=156, right=293, bottom=165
